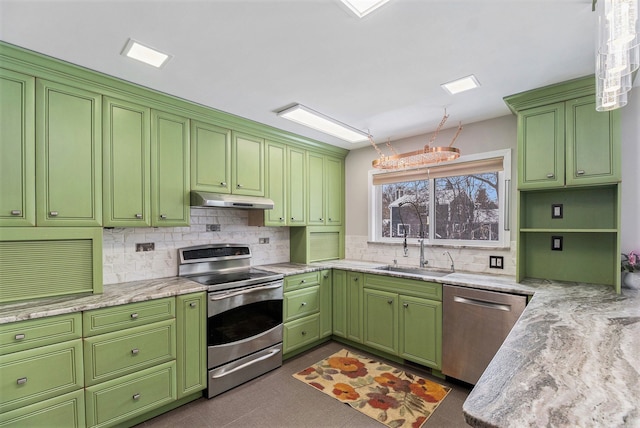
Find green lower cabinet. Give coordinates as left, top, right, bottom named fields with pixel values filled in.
left=363, top=288, right=398, bottom=355
left=331, top=270, right=362, bottom=343
left=175, top=293, right=206, bottom=399
left=283, top=314, right=320, bottom=354
left=399, top=295, right=442, bottom=370
left=84, top=361, right=177, bottom=428
left=319, top=270, right=332, bottom=338
left=0, top=389, right=85, bottom=428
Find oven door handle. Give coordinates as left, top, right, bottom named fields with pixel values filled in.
left=209, top=282, right=282, bottom=301
left=210, top=348, right=281, bottom=379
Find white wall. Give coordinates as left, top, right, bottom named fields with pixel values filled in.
left=102, top=208, right=290, bottom=284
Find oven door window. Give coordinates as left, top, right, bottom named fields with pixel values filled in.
left=208, top=300, right=283, bottom=345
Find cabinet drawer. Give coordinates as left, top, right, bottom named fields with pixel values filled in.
left=284, top=286, right=319, bottom=322
left=0, top=313, right=82, bottom=355
left=284, top=271, right=320, bottom=292
left=0, top=339, right=83, bottom=413
left=83, top=298, right=175, bottom=337
left=85, top=361, right=176, bottom=428
left=0, top=389, right=85, bottom=428
left=283, top=314, right=320, bottom=354
left=363, top=274, right=442, bottom=301
left=83, top=319, right=175, bottom=386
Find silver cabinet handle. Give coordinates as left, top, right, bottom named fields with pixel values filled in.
left=130, top=313, right=139, bottom=319
left=237, top=184, right=243, bottom=188
left=328, top=218, right=333, bottom=222
left=291, top=217, right=295, bottom=221
left=403, top=303, right=409, bottom=308
left=301, top=331, right=307, bottom=336
left=160, top=214, right=167, bottom=219
left=546, top=173, right=555, bottom=178
left=300, top=279, right=306, bottom=284
left=319, top=218, right=323, bottom=221
left=323, top=274, right=329, bottom=279
left=49, top=211, right=58, bottom=217
left=387, top=299, right=393, bottom=304
left=11, top=210, right=21, bottom=216
left=135, top=213, right=142, bottom=219
left=279, top=217, right=284, bottom=221
left=190, top=302, right=197, bottom=308
left=301, top=302, right=307, bottom=306
left=15, top=334, right=25, bottom=340
left=353, top=277, right=358, bottom=281
left=576, top=170, right=585, bottom=175
left=132, top=393, right=141, bottom=400
left=17, top=377, right=27, bottom=385
left=220, top=182, right=227, bottom=187
left=131, top=348, right=139, bottom=355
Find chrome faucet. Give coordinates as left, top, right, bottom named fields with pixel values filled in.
left=419, top=236, right=426, bottom=268
left=443, top=251, right=455, bottom=272
left=398, top=201, right=427, bottom=268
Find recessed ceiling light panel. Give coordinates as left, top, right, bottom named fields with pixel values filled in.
left=441, top=75, right=481, bottom=95
left=121, top=38, right=171, bottom=68
left=277, top=104, right=368, bottom=143
left=340, top=0, right=391, bottom=18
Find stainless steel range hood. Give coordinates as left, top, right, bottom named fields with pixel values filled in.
left=190, top=191, right=274, bottom=210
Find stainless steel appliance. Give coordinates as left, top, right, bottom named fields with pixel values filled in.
left=178, top=244, right=284, bottom=398
left=442, top=284, right=527, bottom=385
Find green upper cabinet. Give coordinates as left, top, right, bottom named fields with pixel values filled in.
left=151, top=110, right=190, bottom=226
left=307, top=153, right=343, bottom=226
left=325, top=156, right=343, bottom=226
left=0, top=69, right=35, bottom=226
left=287, top=146, right=307, bottom=225
left=103, top=97, right=151, bottom=227
left=264, top=141, right=287, bottom=226
left=36, top=79, right=102, bottom=226
left=307, top=152, right=325, bottom=225
left=190, top=120, right=231, bottom=194
left=232, top=131, right=264, bottom=196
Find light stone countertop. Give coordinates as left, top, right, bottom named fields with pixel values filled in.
left=1, top=260, right=638, bottom=427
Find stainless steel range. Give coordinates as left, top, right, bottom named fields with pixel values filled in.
left=178, top=244, right=284, bottom=398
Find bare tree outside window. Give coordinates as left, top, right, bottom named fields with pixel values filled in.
left=381, top=180, right=429, bottom=238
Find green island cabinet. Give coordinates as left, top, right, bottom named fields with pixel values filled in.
left=282, top=270, right=332, bottom=357
left=504, top=76, right=622, bottom=292
left=0, top=313, right=85, bottom=427
left=103, top=97, right=190, bottom=228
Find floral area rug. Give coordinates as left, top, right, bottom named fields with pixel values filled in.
left=293, top=349, right=451, bottom=428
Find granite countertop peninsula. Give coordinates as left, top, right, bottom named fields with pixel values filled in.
left=1, top=259, right=638, bottom=427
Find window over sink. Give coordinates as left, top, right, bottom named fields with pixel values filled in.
left=369, top=149, right=511, bottom=248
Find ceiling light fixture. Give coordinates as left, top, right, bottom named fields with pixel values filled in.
left=594, top=0, right=639, bottom=111
left=121, top=38, right=172, bottom=68
left=370, top=109, right=462, bottom=169
left=277, top=104, right=369, bottom=143
left=340, top=0, right=391, bottom=18
left=441, top=75, right=481, bottom=95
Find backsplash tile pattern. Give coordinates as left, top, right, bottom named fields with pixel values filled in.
left=103, top=208, right=290, bottom=284
left=345, top=235, right=516, bottom=276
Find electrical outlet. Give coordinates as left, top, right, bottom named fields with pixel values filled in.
left=136, top=242, right=155, bottom=252
left=206, top=224, right=221, bottom=232
left=551, top=236, right=563, bottom=251
left=259, top=237, right=270, bottom=244
left=489, top=255, right=504, bottom=269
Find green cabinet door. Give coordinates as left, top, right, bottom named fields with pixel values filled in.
left=307, top=152, right=325, bottom=225
left=363, top=288, right=398, bottom=355
left=325, top=156, right=343, bottom=225
left=319, top=269, right=332, bottom=338
left=36, top=79, right=102, bottom=226
left=0, top=389, right=85, bottom=428
left=346, top=272, right=363, bottom=343
left=176, top=293, right=206, bottom=399
left=399, top=295, right=442, bottom=370
left=331, top=270, right=347, bottom=338
left=565, top=96, right=621, bottom=186
left=517, top=102, right=565, bottom=189
left=0, top=69, right=35, bottom=226
left=103, top=97, right=151, bottom=227
left=287, top=146, right=306, bottom=225
left=151, top=110, right=190, bottom=227
left=264, top=141, right=287, bottom=226
left=190, top=120, right=231, bottom=194
left=232, top=132, right=264, bottom=196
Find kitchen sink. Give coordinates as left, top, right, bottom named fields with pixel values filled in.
left=374, top=266, right=452, bottom=278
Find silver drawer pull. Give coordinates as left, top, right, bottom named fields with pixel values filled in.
left=291, top=217, right=295, bottom=221
left=131, top=348, right=139, bottom=355
left=16, top=377, right=27, bottom=385
left=300, top=279, right=306, bottom=284
left=576, top=170, right=585, bottom=175
left=387, top=299, right=393, bottom=304
left=319, top=218, right=323, bottom=221
left=135, top=213, right=142, bottom=219
left=11, top=210, right=22, bottom=216
left=190, top=302, right=197, bottom=308
left=301, top=302, right=307, bottom=306
left=49, top=211, right=58, bottom=217
left=403, top=303, right=409, bottom=308
left=301, top=331, right=307, bottom=336
left=160, top=214, right=167, bottom=219
left=546, top=173, right=555, bottom=179
left=14, top=334, right=25, bottom=340
left=328, top=218, right=332, bottom=222
left=279, top=217, right=284, bottom=221
left=237, top=184, right=243, bottom=188
left=130, top=313, right=139, bottom=319
left=132, top=393, right=141, bottom=400
left=220, top=182, right=227, bottom=187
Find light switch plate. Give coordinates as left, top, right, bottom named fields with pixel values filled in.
left=489, top=255, right=504, bottom=269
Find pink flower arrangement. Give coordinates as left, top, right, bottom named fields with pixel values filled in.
left=622, top=250, right=640, bottom=273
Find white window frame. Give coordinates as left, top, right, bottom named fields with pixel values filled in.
left=368, top=149, right=511, bottom=248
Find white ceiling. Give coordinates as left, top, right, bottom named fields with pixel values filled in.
left=0, top=0, right=621, bottom=151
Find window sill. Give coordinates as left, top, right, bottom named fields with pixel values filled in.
left=366, top=240, right=511, bottom=251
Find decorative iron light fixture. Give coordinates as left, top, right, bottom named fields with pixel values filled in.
left=594, top=0, right=639, bottom=111
left=370, top=110, right=462, bottom=169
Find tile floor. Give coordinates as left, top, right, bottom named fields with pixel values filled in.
left=137, top=341, right=472, bottom=428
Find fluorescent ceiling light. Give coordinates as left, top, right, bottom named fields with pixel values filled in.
left=441, top=75, right=481, bottom=95
left=340, top=0, right=391, bottom=18
left=121, top=39, right=171, bottom=68
left=277, top=104, right=368, bottom=143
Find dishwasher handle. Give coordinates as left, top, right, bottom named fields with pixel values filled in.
left=453, top=295, right=511, bottom=312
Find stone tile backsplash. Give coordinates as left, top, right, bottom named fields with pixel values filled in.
left=102, top=208, right=290, bottom=284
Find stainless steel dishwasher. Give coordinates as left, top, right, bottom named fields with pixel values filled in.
left=442, top=284, right=527, bottom=385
